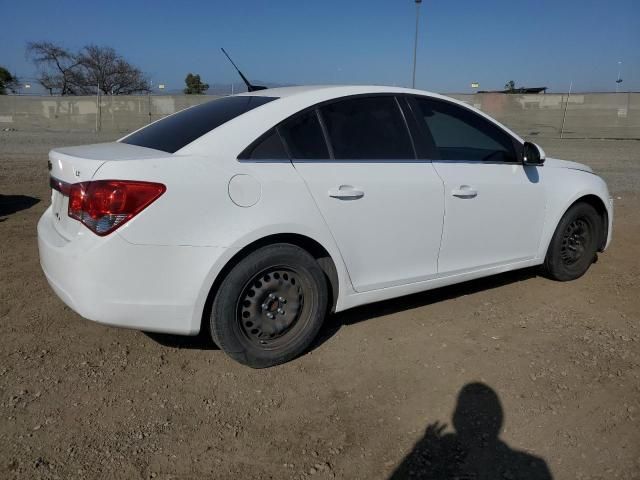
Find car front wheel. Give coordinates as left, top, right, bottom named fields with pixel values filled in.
left=543, top=202, right=602, bottom=281
left=209, top=243, right=329, bottom=368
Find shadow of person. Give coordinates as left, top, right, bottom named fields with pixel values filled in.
left=389, top=383, right=552, bottom=480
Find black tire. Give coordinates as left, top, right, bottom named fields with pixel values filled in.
left=209, top=243, right=328, bottom=368
left=543, top=202, right=601, bottom=281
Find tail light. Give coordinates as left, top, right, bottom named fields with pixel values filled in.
left=67, top=180, right=166, bottom=236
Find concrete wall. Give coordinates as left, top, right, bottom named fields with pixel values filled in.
left=1, top=93, right=638, bottom=139
left=449, top=92, right=639, bottom=139
left=0, top=95, right=219, bottom=134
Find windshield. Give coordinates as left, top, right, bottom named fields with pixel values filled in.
left=121, top=96, right=277, bottom=153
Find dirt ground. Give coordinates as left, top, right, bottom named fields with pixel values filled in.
left=1, top=130, right=639, bottom=480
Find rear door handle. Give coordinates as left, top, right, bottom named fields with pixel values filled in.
left=451, top=185, right=478, bottom=198
left=328, top=185, right=364, bottom=200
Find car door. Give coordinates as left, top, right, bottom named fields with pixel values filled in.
left=282, top=95, right=445, bottom=292
left=409, top=96, right=546, bottom=274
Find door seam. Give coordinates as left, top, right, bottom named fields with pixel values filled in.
left=288, top=159, right=358, bottom=293
left=431, top=161, right=447, bottom=273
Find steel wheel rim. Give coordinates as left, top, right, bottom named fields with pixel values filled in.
left=235, top=266, right=311, bottom=349
left=560, top=217, right=592, bottom=266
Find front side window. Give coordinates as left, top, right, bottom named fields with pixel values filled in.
left=413, top=97, right=518, bottom=162
left=278, top=110, right=329, bottom=159
left=319, top=96, right=414, bottom=160
left=122, top=95, right=277, bottom=154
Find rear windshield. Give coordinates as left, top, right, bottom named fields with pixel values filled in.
left=121, top=96, right=277, bottom=153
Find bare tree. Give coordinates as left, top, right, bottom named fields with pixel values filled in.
left=78, top=45, right=150, bottom=95
left=26, top=41, right=84, bottom=95
left=26, top=41, right=150, bottom=95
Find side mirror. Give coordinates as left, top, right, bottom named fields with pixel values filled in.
left=522, top=142, right=545, bottom=166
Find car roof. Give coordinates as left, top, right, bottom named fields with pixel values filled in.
left=178, top=85, right=524, bottom=157
left=237, top=84, right=441, bottom=99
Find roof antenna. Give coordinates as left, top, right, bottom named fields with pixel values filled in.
left=220, top=48, right=267, bottom=92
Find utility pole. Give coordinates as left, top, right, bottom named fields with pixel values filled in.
left=616, top=61, right=623, bottom=93
left=560, top=80, right=572, bottom=139
left=148, top=80, right=153, bottom=124
left=412, top=0, right=422, bottom=89
left=95, top=81, right=100, bottom=132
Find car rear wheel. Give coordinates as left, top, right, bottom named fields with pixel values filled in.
left=543, top=202, right=601, bottom=281
left=209, top=243, right=328, bottom=368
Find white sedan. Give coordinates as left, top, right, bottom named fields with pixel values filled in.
left=38, top=86, right=613, bottom=368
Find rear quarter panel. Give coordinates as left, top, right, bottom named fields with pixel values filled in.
left=94, top=154, right=355, bottom=312
left=95, top=155, right=336, bottom=250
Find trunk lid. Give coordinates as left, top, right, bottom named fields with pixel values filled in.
left=48, top=142, right=171, bottom=240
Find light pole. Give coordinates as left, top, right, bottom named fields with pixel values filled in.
left=412, top=0, right=422, bottom=89
left=616, top=61, right=623, bottom=93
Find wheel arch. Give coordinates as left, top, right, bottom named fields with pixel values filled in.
left=566, top=194, right=609, bottom=251
left=571, top=194, right=609, bottom=252
left=543, top=193, right=609, bottom=260
left=200, top=233, right=340, bottom=335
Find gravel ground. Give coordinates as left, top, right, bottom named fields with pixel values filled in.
left=0, top=130, right=639, bottom=479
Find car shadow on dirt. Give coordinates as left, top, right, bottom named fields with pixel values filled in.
left=316, top=267, right=539, bottom=347
left=144, top=330, right=219, bottom=351
left=144, top=268, right=539, bottom=353
left=0, top=194, right=40, bottom=220
left=388, top=382, right=553, bottom=479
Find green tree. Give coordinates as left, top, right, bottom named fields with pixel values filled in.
left=504, top=80, right=516, bottom=92
left=184, top=73, right=209, bottom=94
left=0, top=67, right=19, bottom=94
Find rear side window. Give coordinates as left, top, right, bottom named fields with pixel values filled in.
left=241, top=129, right=288, bottom=160
left=279, top=110, right=329, bottom=159
left=319, top=96, right=414, bottom=159
left=413, top=97, right=517, bottom=162
left=121, top=96, right=277, bottom=154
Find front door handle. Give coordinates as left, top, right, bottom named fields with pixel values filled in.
left=451, top=185, right=478, bottom=198
left=328, top=185, right=364, bottom=200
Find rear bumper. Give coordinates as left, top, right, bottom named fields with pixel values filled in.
left=37, top=207, right=227, bottom=335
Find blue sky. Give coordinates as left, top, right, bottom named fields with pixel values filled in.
left=1, top=0, right=639, bottom=93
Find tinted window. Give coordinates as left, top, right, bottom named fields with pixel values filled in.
left=122, top=96, right=277, bottom=153
left=242, top=129, right=288, bottom=160
left=413, top=97, right=517, bottom=162
left=320, top=96, right=414, bottom=159
left=279, top=110, right=329, bottom=159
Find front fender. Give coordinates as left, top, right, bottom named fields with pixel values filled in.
left=537, top=169, right=613, bottom=260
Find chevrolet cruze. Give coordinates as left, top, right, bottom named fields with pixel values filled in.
left=38, top=86, right=613, bottom=367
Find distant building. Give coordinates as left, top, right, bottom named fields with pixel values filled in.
left=478, top=87, right=548, bottom=94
